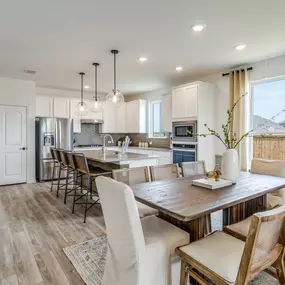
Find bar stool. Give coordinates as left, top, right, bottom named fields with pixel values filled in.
left=72, top=152, right=112, bottom=223
left=50, top=147, right=60, bottom=192
left=54, top=148, right=70, bottom=198
left=59, top=150, right=78, bottom=204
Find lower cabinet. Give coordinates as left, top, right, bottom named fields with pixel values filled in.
left=173, top=150, right=196, bottom=166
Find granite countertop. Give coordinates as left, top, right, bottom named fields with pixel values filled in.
left=74, top=149, right=158, bottom=163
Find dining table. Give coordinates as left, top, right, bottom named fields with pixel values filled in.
left=131, top=171, right=285, bottom=241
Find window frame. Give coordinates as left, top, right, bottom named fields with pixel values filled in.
left=250, top=75, right=285, bottom=137
left=148, top=100, right=167, bottom=139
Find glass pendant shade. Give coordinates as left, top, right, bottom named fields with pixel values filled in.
left=76, top=101, right=88, bottom=116
left=76, top=72, right=88, bottom=116
left=91, top=99, right=103, bottom=113
left=106, top=89, right=124, bottom=108
left=108, top=50, right=124, bottom=108
left=91, top=62, right=103, bottom=113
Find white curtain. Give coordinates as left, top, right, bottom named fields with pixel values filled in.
left=229, top=70, right=250, bottom=171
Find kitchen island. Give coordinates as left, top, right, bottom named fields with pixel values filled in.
left=74, top=149, right=159, bottom=171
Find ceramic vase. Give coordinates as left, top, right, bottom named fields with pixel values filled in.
left=222, top=149, right=240, bottom=183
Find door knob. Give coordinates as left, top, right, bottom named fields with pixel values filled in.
left=20, top=147, right=26, bottom=150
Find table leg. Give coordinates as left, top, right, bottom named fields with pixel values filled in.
left=223, top=195, right=267, bottom=227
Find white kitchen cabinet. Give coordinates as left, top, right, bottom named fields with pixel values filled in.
left=161, top=94, right=172, bottom=132
left=36, top=96, right=53, bottom=117
left=126, top=100, right=147, bottom=133
left=172, top=84, right=197, bottom=119
left=102, top=101, right=116, bottom=133
left=53, top=98, right=70, bottom=118
left=69, top=99, right=81, bottom=133
left=116, top=103, right=126, bottom=133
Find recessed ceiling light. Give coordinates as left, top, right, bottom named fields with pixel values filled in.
left=176, top=66, right=183, bottom=71
left=234, top=44, right=247, bottom=51
left=84, top=85, right=90, bottom=89
left=138, top=57, right=148, bottom=62
left=191, top=24, right=205, bottom=32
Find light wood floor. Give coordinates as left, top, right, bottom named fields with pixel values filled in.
left=0, top=182, right=106, bottom=285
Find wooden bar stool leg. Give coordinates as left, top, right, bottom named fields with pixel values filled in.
left=50, top=162, right=55, bottom=192
left=89, top=176, right=93, bottom=200
left=180, top=260, right=189, bottom=285
left=72, top=172, right=79, bottom=214
left=56, top=165, right=62, bottom=198
left=84, top=176, right=90, bottom=223
left=64, top=167, right=70, bottom=204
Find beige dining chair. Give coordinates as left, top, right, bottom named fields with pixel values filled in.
left=224, top=158, right=285, bottom=281
left=225, top=158, right=285, bottom=236
left=150, top=163, right=179, bottom=181
left=96, top=176, right=190, bottom=285
left=112, top=167, right=158, bottom=218
left=176, top=204, right=285, bottom=285
left=181, top=161, right=206, bottom=177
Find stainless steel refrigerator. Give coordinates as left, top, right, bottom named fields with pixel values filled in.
left=35, top=117, right=74, bottom=181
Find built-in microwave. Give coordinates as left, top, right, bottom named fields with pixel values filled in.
left=172, top=121, right=197, bottom=142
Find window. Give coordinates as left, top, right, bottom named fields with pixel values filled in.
left=149, top=100, right=166, bottom=138
left=252, top=78, right=285, bottom=135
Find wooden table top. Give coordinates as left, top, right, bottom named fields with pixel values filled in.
left=132, top=172, right=285, bottom=222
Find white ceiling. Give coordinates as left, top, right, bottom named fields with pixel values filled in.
left=1, top=0, right=285, bottom=95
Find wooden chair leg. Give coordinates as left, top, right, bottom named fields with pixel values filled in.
left=180, top=260, right=189, bottom=285
left=275, top=252, right=285, bottom=284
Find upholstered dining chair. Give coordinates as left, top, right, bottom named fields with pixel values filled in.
left=150, top=163, right=179, bottom=181
left=224, top=158, right=285, bottom=239
left=251, top=158, right=285, bottom=209
left=222, top=158, right=285, bottom=282
left=112, top=167, right=158, bottom=218
left=96, top=176, right=190, bottom=285
left=176, top=204, right=285, bottom=285
left=181, top=161, right=206, bottom=177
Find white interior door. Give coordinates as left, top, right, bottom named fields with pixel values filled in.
left=0, top=105, right=27, bottom=185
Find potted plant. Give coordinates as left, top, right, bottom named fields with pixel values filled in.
left=189, top=93, right=284, bottom=183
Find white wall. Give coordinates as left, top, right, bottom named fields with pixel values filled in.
left=198, top=53, right=285, bottom=155
left=0, top=77, right=36, bottom=183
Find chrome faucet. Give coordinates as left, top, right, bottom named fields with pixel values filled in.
left=102, top=134, right=114, bottom=153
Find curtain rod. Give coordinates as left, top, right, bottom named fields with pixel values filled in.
left=222, top=67, right=253, bottom=77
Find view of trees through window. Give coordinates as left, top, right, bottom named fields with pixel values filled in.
left=252, top=78, right=285, bottom=134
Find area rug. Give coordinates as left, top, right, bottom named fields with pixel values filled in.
left=63, top=236, right=279, bottom=285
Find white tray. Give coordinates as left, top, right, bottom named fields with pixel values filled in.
left=192, top=178, right=232, bottom=189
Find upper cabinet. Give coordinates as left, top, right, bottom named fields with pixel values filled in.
left=70, top=99, right=81, bottom=133
left=161, top=94, right=172, bottom=132
left=101, top=101, right=116, bottom=133
left=126, top=100, right=147, bottom=133
left=116, top=103, right=126, bottom=133
left=172, top=84, right=198, bottom=120
left=53, top=98, right=70, bottom=118
left=36, top=96, right=53, bottom=117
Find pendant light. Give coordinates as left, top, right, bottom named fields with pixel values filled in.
left=106, top=49, right=124, bottom=107
left=91, top=63, right=103, bottom=113
left=76, top=72, right=88, bottom=116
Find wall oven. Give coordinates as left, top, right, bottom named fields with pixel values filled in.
left=172, top=121, right=197, bottom=142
